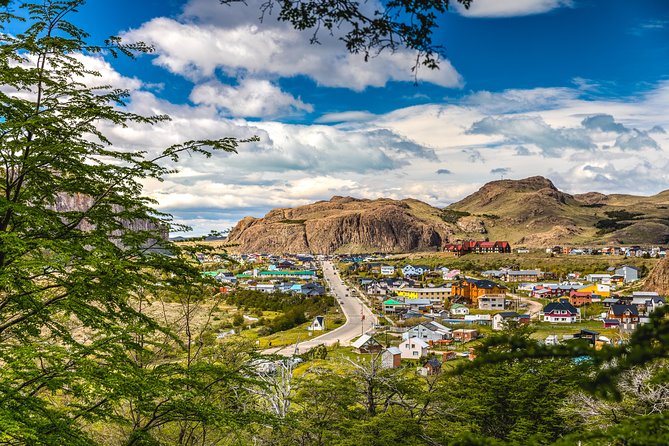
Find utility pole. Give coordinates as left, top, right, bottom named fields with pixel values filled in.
left=360, top=303, right=365, bottom=336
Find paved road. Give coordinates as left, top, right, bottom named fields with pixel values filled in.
left=264, top=260, right=376, bottom=356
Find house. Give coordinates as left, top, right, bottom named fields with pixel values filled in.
left=569, top=291, right=593, bottom=307
left=602, top=297, right=621, bottom=308
left=381, top=347, right=402, bottom=369
left=543, top=299, right=579, bottom=323
left=419, top=358, right=442, bottom=376
left=573, top=329, right=600, bottom=346
left=449, top=303, right=470, bottom=316
left=351, top=335, right=383, bottom=354
left=382, top=299, right=406, bottom=313
left=443, top=240, right=511, bottom=256
left=578, top=283, right=611, bottom=298
left=401, top=264, right=431, bottom=277
left=402, top=321, right=452, bottom=342
left=464, top=314, right=492, bottom=325
left=399, top=337, right=429, bottom=359
left=603, top=319, right=620, bottom=329
left=451, top=278, right=507, bottom=305
left=505, top=270, right=543, bottom=283
left=403, top=298, right=433, bottom=312
left=585, top=274, right=612, bottom=284
left=394, top=287, right=450, bottom=303
left=478, top=294, right=507, bottom=310
left=452, top=328, right=479, bottom=342
left=545, top=335, right=559, bottom=345
left=492, top=312, right=530, bottom=331
left=215, top=271, right=237, bottom=284
left=607, top=304, right=640, bottom=331
left=307, top=316, right=325, bottom=331
left=631, top=292, right=665, bottom=315
left=380, top=265, right=396, bottom=276
left=615, top=265, right=640, bottom=283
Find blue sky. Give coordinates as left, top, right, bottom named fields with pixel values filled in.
left=8, top=0, right=669, bottom=234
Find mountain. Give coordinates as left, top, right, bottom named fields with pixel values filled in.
left=226, top=177, right=669, bottom=254
left=225, top=196, right=455, bottom=254
left=447, top=176, right=669, bottom=246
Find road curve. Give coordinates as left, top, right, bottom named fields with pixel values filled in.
left=264, top=260, right=376, bottom=356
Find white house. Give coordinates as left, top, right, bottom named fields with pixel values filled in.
left=307, top=316, right=325, bottom=331
left=492, top=312, right=529, bottom=331
left=615, top=265, right=640, bottom=283
left=478, top=294, right=507, bottom=311
left=380, top=265, right=396, bottom=275
left=402, top=322, right=452, bottom=342
left=399, top=337, right=429, bottom=359
left=450, top=303, right=470, bottom=316
left=381, top=347, right=402, bottom=369
left=543, top=300, right=578, bottom=323
left=401, top=264, right=431, bottom=277
left=585, top=274, right=612, bottom=284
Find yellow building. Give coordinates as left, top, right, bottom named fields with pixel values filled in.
left=395, top=287, right=450, bottom=302
left=578, top=283, right=611, bottom=298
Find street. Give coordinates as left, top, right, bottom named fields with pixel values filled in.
left=263, top=260, right=376, bottom=356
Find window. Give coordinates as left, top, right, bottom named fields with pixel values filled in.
left=413, top=351, right=418, bottom=356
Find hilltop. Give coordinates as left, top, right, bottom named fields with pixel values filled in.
left=226, top=196, right=456, bottom=254
left=225, top=177, right=669, bottom=253
left=447, top=176, right=669, bottom=247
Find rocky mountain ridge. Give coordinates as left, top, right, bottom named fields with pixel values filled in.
left=225, top=177, right=669, bottom=253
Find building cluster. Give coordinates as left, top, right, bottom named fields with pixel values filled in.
left=443, top=240, right=511, bottom=256
left=548, top=245, right=667, bottom=258
left=202, top=253, right=325, bottom=296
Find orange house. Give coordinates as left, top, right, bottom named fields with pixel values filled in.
left=569, top=291, right=593, bottom=307
left=451, top=278, right=507, bottom=305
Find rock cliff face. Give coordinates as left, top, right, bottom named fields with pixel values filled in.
left=226, top=196, right=454, bottom=254
left=55, top=193, right=165, bottom=236
left=227, top=176, right=669, bottom=253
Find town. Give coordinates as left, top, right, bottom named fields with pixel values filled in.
left=197, top=239, right=666, bottom=373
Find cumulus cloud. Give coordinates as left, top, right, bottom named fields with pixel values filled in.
left=614, top=130, right=660, bottom=151
left=581, top=114, right=628, bottom=133
left=436, top=168, right=452, bottom=175
left=650, top=125, right=666, bottom=134
left=467, top=115, right=595, bottom=156
left=455, top=0, right=572, bottom=18
left=189, top=78, right=312, bottom=117
left=515, top=146, right=532, bottom=156
left=123, top=0, right=462, bottom=91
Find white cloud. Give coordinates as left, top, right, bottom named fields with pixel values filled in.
left=73, top=50, right=669, bottom=236
left=455, top=0, right=573, bottom=18
left=189, top=78, right=312, bottom=117
left=315, top=111, right=377, bottom=123
left=122, top=0, right=462, bottom=91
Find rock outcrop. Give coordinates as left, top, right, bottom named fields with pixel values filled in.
left=226, top=197, right=454, bottom=254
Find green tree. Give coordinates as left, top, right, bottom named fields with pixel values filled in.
left=0, top=1, right=252, bottom=443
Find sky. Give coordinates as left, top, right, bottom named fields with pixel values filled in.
left=9, top=0, right=669, bottom=235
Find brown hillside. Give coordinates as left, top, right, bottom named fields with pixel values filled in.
left=225, top=196, right=455, bottom=254
left=644, top=257, right=669, bottom=296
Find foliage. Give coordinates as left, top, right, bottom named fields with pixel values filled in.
left=440, top=209, right=471, bottom=223
left=226, top=0, right=473, bottom=76
left=0, top=1, right=256, bottom=443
